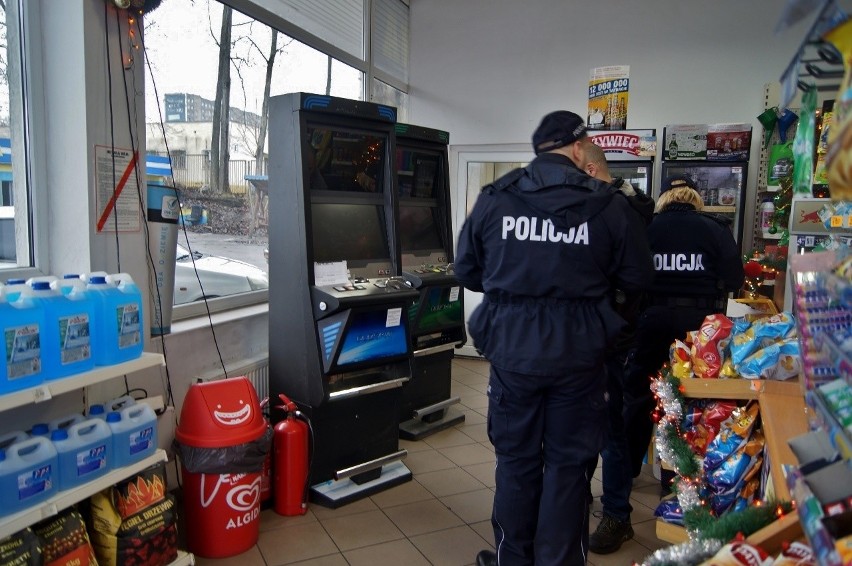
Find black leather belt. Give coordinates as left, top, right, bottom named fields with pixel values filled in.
left=651, top=296, right=718, bottom=309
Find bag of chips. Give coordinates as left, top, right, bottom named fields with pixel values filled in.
left=684, top=401, right=738, bottom=457
left=692, top=315, right=734, bottom=379
left=704, top=402, right=760, bottom=472
left=699, top=539, right=773, bottom=566
left=771, top=541, right=816, bottom=565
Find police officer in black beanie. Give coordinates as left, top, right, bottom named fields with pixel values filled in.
left=620, top=176, right=744, bottom=497
left=456, top=110, right=654, bottom=566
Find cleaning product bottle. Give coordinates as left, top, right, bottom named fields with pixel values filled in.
left=3, top=279, right=27, bottom=302
left=23, top=280, right=62, bottom=380
left=0, top=285, right=45, bottom=393
left=88, top=404, right=107, bottom=420
left=50, top=278, right=95, bottom=378
left=51, top=418, right=112, bottom=490
left=107, top=403, right=157, bottom=468
left=0, top=436, right=58, bottom=512
left=107, top=273, right=144, bottom=361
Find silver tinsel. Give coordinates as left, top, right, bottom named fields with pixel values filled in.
left=651, top=375, right=683, bottom=423
left=637, top=538, right=725, bottom=566
left=675, top=478, right=702, bottom=512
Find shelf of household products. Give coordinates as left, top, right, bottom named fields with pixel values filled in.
left=0, top=448, right=167, bottom=540
left=782, top=251, right=852, bottom=565
left=0, top=353, right=165, bottom=412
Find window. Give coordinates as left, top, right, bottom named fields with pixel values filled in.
left=144, top=0, right=368, bottom=315
left=0, top=1, right=32, bottom=272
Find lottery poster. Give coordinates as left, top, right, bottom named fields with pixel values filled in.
left=587, top=65, right=630, bottom=131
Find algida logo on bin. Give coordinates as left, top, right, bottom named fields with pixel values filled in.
left=213, top=400, right=252, bottom=426
left=200, top=473, right=261, bottom=529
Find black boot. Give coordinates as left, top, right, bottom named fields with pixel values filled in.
left=476, top=550, right=497, bottom=566
left=589, top=514, right=634, bottom=554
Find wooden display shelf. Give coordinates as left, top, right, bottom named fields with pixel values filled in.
left=704, top=205, right=737, bottom=213
left=655, top=377, right=809, bottom=546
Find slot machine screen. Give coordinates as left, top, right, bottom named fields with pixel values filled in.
left=336, top=309, right=409, bottom=367
left=398, top=205, right=444, bottom=253
left=307, top=126, right=386, bottom=193
left=414, top=286, right=462, bottom=334
left=311, top=203, right=390, bottom=262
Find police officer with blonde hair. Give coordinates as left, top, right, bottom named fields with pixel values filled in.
left=456, top=110, right=654, bottom=566
left=619, top=175, right=744, bottom=503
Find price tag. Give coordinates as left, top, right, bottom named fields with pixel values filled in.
left=33, top=385, right=52, bottom=403
left=831, top=215, right=843, bottom=228
left=846, top=215, right=852, bottom=228
left=449, top=286, right=460, bottom=302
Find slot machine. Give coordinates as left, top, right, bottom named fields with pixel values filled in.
left=395, top=123, right=467, bottom=439
left=268, top=93, right=416, bottom=507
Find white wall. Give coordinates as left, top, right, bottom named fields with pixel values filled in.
left=409, top=0, right=814, bottom=144
left=408, top=0, right=831, bottom=252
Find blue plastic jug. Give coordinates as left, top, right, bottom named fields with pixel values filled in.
left=50, top=418, right=112, bottom=490
left=30, top=424, right=50, bottom=437
left=88, top=404, right=106, bottom=420
left=3, top=279, right=27, bottom=302
left=107, top=404, right=157, bottom=468
left=48, top=413, right=85, bottom=432
left=0, top=437, right=58, bottom=512
left=0, top=286, right=45, bottom=393
left=42, top=278, right=96, bottom=378
left=0, top=431, right=27, bottom=451
left=87, top=275, right=143, bottom=366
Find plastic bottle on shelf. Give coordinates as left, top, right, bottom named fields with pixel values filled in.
left=105, top=395, right=136, bottom=413
left=107, top=273, right=144, bottom=361
left=30, top=423, right=50, bottom=437
left=3, top=279, right=27, bottom=302
left=0, top=284, right=45, bottom=393
left=48, top=413, right=85, bottom=432
left=87, top=404, right=107, bottom=420
left=27, top=278, right=96, bottom=380
left=0, top=436, right=58, bottom=512
left=760, top=198, right=776, bottom=237
left=50, top=418, right=112, bottom=490
left=106, top=403, right=157, bottom=468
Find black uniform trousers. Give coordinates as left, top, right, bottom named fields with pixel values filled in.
left=622, top=304, right=716, bottom=478
left=487, top=365, right=607, bottom=566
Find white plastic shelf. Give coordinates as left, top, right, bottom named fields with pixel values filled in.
left=0, top=449, right=167, bottom=539
left=0, top=353, right=165, bottom=412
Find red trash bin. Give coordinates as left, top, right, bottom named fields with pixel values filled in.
left=175, top=377, right=270, bottom=559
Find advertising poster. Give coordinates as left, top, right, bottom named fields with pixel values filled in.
left=587, top=65, right=630, bottom=131
left=706, top=123, right=752, bottom=161
left=587, top=129, right=657, bottom=160
left=664, top=124, right=708, bottom=160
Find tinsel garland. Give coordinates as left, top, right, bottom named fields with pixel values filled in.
left=635, top=538, right=725, bottom=566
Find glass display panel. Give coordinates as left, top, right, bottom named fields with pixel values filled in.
left=307, top=127, right=386, bottom=193
left=311, top=203, right=390, bottom=262
left=397, top=150, right=439, bottom=198
left=609, top=164, right=650, bottom=194
left=414, top=286, right=462, bottom=334
left=336, top=309, right=409, bottom=366
left=399, top=205, right=443, bottom=252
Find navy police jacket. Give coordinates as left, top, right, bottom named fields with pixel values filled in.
left=455, top=153, right=654, bottom=375
left=647, top=203, right=745, bottom=299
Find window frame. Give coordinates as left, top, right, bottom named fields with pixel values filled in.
left=2, top=0, right=48, bottom=281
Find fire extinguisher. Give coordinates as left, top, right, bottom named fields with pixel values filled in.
left=273, top=393, right=310, bottom=516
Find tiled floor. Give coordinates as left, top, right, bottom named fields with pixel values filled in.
left=194, top=358, right=668, bottom=566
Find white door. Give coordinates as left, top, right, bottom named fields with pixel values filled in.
left=449, top=144, right=534, bottom=358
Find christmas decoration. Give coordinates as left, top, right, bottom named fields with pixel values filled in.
left=636, top=537, right=725, bottom=566
left=684, top=502, right=794, bottom=542
left=743, top=260, right=765, bottom=298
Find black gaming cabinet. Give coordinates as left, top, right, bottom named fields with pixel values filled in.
left=395, top=123, right=467, bottom=439
left=268, top=93, right=417, bottom=507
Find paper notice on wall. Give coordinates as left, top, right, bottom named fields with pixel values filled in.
left=95, top=145, right=141, bottom=232
left=386, top=307, right=402, bottom=327
left=587, top=65, right=630, bottom=131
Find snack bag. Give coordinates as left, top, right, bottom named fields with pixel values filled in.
left=653, top=498, right=684, bottom=526
left=699, top=539, right=773, bottom=566
left=684, top=401, right=738, bottom=456
left=771, top=541, right=816, bottom=565
left=692, top=315, right=734, bottom=379
left=704, top=402, right=759, bottom=472
left=708, top=432, right=765, bottom=493
left=671, top=339, right=693, bottom=379
left=738, top=339, right=800, bottom=381
left=824, top=18, right=852, bottom=200
left=768, top=143, right=794, bottom=187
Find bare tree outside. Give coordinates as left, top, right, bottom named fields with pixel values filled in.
left=210, top=4, right=232, bottom=194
